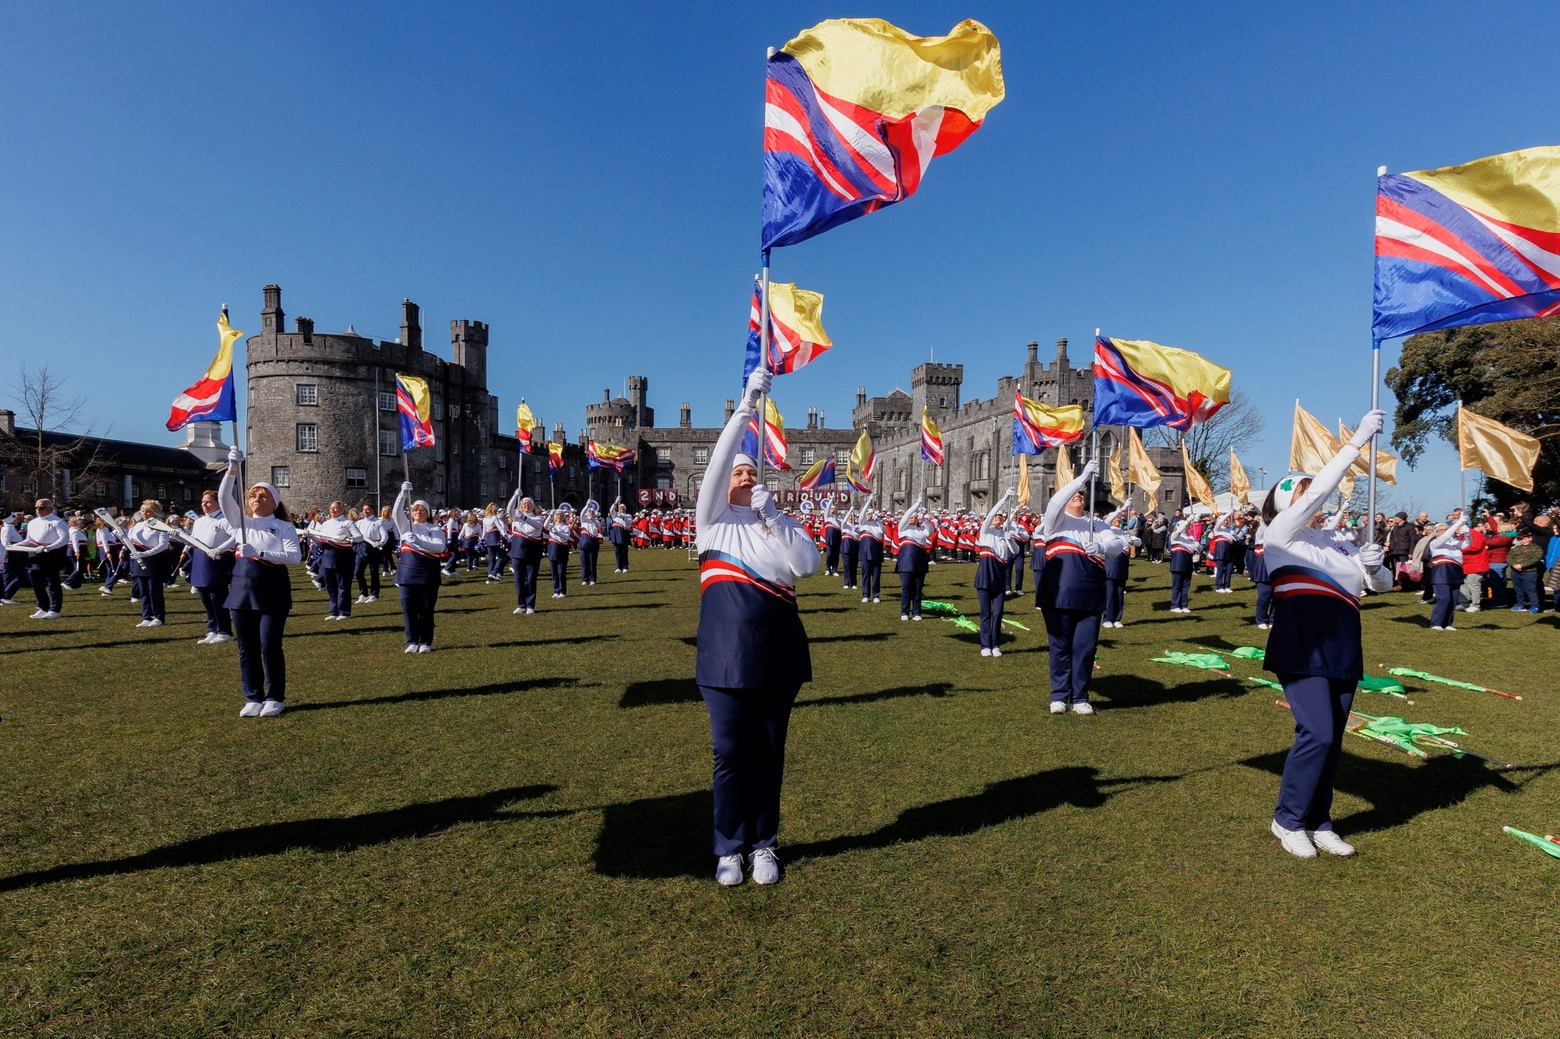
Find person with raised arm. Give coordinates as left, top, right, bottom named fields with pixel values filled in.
left=391, top=480, right=446, bottom=653
left=354, top=499, right=387, bottom=604
left=313, top=501, right=361, bottom=620
left=856, top=495, right=884, bottom=604
left=1261, top=410, right=1393, bottom=858
left=608, top=499, right=632, bottom=573
left=694, top=367, right=821, bottom=888
left=1166, top=516, right=1199, bottom=613
left=577, top=501, right=603, bottom=586
left=975, top=488, right=1017, bottom=657
left=219, top=447, right=301, bottom=717
left=1209, top=508, right=1238, bottom=593
left=545, top=507, right=575, bottom=598
left=126, top=500, right=173, bottom=627
left=1039, top=461, right=1129, bottom=714
left=895, top=496, right=931, bottom=621
left=1428, top=511, right=1471, bottom=631
left=838, top=507, right=860, bottom=590
left=821, top=497, right=842, bottom=575
left=189, top=489, right=237, bottom=644
left=1102, top=505, right=1141, bottom=629
left=1250, top=519, right=1273, bottom=630
left=504, top=488, right=546, bottom=614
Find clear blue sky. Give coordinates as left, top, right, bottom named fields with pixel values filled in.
left=5, top=1, right=1558, bottom=510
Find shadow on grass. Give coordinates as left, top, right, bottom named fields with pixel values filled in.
left=1093, top=674, right=1246, bottom=710
left=0, top=785, right=562, bottom=892
left=799, top=682, right=961, bottom=708
left=289, top=677, right=580, bottom=712
left=1239, top=750, right=1548, bottom=835
left=620, top=679, right=702, bottom=707
left=811, top=632, right=897, bottom=644
left=799, top=607, right=856, bottom=614
left=0, top=635, right=192, bottom=655
left=592, top=768, right=1181, bottom=878
left=485, top=634, right=620, bottom=650
left=1388, top=614, right=1433, bottom=628
left=570, top=602, right=668, bottom=612
left=289, top=623, right=407, bottom=639
left=1128, top=616, right=1203, bottom=626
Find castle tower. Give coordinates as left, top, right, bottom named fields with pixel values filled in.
left=451, top=320, right=488, bottom=385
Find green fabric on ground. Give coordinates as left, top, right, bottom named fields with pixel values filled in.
left=1230, top=646, right=1265, bottom=660
left=921, top=601, right=961, bottom=615
left=1351, top=712, right=1467, bottom=755
left=1000, top=618, right=1029, bottom=631
left=943, top=615, right=980, bottom=633
left=1247, top=677, right=1285, bottom=691
left=1503, top=827, right=1560, bottom=860
left=1387, top=667, right=1486, bottom=692
left=1358, top=675, right=1408, bottom=695
left=1151, top=651, right=1230, bottom=671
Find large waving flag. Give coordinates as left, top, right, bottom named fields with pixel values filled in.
left=920, top=409, right=944, bottom=464
left=1458, top=403, right=1541, bottom=491
left=800, top=454, right=836, bottom=489
left=743, top=280, right=833, bottom=383
left=1181, top=442, right=1216, bottom=509
left=1093, top=336, right=1231, bottom=430
left=516, top=400, right=537, bottom=452
left=762, top=18, right=1005, bottom=250
left=740, top=397, right=791, bottom=470
left=396, top=375, right=434, bottom=451
left=1012, top=389, right=1085, bottom=454
left=1126, top=428, right=1162, bottom=496
left=1374, top=147, right=1560, bottom=341
left=547, top=442, right=564, bottom=473
left=166, top=309, right=241, bottom=431
left=846, top=429, right=876, bottom=492
left=587, top=441, right=637, bottom=473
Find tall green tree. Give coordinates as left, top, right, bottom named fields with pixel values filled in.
left=1386, top=317, right=1560, bottom=505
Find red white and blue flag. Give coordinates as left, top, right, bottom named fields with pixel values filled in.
left=1091, top=336, right=1230, bottom=431
left=587, top=441, right=636, bottom=473
left=920, top=409, right=944, bottom=465
left=799, top=454, right=836, bottom=489
left=740, top=398, right=791, bottom=470
left=396, top=375, right=435, bottom=451
left=166, top=309, right=240, bottom=431
left=742, top=279, right=833, bottom=384
left=1013, top=389, right=1086, bottom=454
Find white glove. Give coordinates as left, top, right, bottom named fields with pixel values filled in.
left=227, top=445, right=244, bottom=466
left=237, top=542, right=259, bottom=559
left=1080, top=459, right=1100, bottom=482
left=743, top=367, right=772, bottom=409
left=749, top=485, right=779, bottom=525
left=1347, top=409, right=1387, bottom=449
left=1358, top=544, right=1384, bottom=569
left=402, top=481, right=414, bottom=492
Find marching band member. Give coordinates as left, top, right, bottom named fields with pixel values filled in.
left=608, top=500, right=632, bottom=573
left=975, top=489, right=1017, bottom=656
left=1167, top=517, right=1198, bottom=613
left=20, top=499, right=69, bottom=618
left=0, top=512, right=27, bottom=606
left=1428, top=512, right=1471, bottom=631
left=1039, top=462, right=1128, bottom=714
left=302, top=507, right=325, bottom=589
left=546, top=507, right=574, bottom=597
left=694, top=367, right=820, bottom=887
left=578, top=501, right=603, bottom=586
left=857, top=497, right=884, bottom=604
left=314, top=501, right=361, bottom=619
left=1102, top=506, right=1141, bottom=629
left=482, top=503, right=507, bottom=582
left=459, top=511, right=481, bottom=572
left=442, top=510, right=462, bottom=575
left=64, top=516, right=89, bottom=589
left=822, top=499, right=842, bottom=575
left=505, top=490, right=546, bottom=613
left=1250, top=520, right=1273, bottom=629
left=1008, top=510, right=1031, bottom=595
left=895, top=496, right=931, bottom=621
left=1262, top=410, right=1391, bottom=858
left=95, top=513, right=124, bottom=594
left=392, top=480, right=446, bottom=653
left=839, top=508, right=859, bottom=590
left=1209, top=509, right=1238, bottom=592
left=219, top=447, right=300, bottom=717
left=126, top=500, right=173, bottom=627
left=355, top=500, right=387, bottom=604
left=190, top=489, right=237, bottom=643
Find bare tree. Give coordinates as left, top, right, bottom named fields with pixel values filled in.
left=1143, top=389, right=1266, bottom=488
left=0, top=365, right=109, bottom=509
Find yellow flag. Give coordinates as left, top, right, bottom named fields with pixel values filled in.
left=1054, top=444, right=1075, bottom=490
left=1339, top=420, right=1399, bottom=486
left=1108, top=445, right=1127, bottom=504
left=1459, top=404, right=1541, bottom=491
left=1181, top=441, right=1216, bottom=509
left=1229, top=448, right=1250, bottom=502
left=1016, top=453, right=1031, bottom=507
left=847, top=428, right=876, bottom=492
left=516, top=400, right=537, bottom=444
left=1290, top=402, right=1339, bottom=473
left=1127, top=427, right=1162, bottom=496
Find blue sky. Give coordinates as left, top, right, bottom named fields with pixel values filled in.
left=4, top=1, right=1558, bottom=509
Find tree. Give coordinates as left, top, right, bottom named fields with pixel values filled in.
left=1386, top=317, right=1560, bottom=505
left=0, top=365, right=109, bottom=510
left=1143, top=389, right=1266, bottom=489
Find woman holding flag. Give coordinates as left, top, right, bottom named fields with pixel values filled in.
left=694, top=367, right=820, bottom=887
left=190, top=489, right=237, bottom=644
left=1039, top=462, right=1128, bottom=714
left=219, top=447, right=300, bottom=717
left=608, top=500, right=631, bottom=573
left=545, top=508, right=575, bottom=597
left=578, top=501, right=603, bottom=586
left=126, top=501, right=174, bottom=627
left=392, top=481, right=446, bottom=652
left=1428, top=513, right=1471, bottom=631
left=856, top=497, right=883, bottom=604
left=975, top=489, right=1018, bottom=656
left=1167, top=517, right=1198, bottom=613
left=895, top=497, right=931, bottom=621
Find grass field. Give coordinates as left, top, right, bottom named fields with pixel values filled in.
left=2, top=550, right=1558, bottom=1037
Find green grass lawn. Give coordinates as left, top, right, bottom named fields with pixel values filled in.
left=2, top=551, right=1558, bottom=1037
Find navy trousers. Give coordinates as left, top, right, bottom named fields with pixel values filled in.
left=841, top=548, right=858, bottom=588
left=1043, top=608, right=1102, bottom=705
left=1512, top=569, right=1540, bottom=611
left=399, top=583, right=439, bottom=646
left=899, top=571, right=925, bottom=617
left=977, top=587, right=1005, bottom=649
left=323, top=565, right=353, bottom=617
left=860, top=560, right=881, bottom=600
left=699, top=684, right=799, bottom=858
left=27, top=550, right=65, bottom=613
left=1214, top=559, right=1232, bottom=590
left=132, top=554, right=170, bottom=621
left=825, top=536, right=840, bottom=573
left=1170, top=573, right=1191, bottom=610
left=233, top=609, right=287, bottom=702
left=1273, top=673, right=1354, bottom=833
left=1104, top=580, right=1126, bottom=624
left=1254, top=582, right=1273, bottom=626
left=1431, top=583, right=1460, bottom=627
left=487, top=544, right=506, bottom=579
left=580, top=542, right=599, bottom=584
left=613, top=542, right=629, bottom=571
left=549, top=550, right=570, bottom=594
left=1, top=554, right=26, bottom=601
left=514, top=559, right=540, bottom=610
left=355, top=546, right=382, bottom=597
left=198, top=584, right=232, bottom=634
left=1008, top=556, right=1024, bottom=593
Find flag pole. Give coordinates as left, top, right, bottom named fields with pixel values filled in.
left=755, top=45, right=776, bottom=487
left=226, top=304, right=247, bottom=546
left=1366, top=165, right=1387, bottom=549
left=1089, top=327, right=1101, bottom=531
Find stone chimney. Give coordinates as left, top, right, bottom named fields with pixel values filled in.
left=679, top=402, right=691, bottom=428
left=1056, top=337, right=1069, bottom=368
left=807, top=407, right=817, bottom=430
left=724, top=399, right=735, bottom=423
left=261, top=284, right=284, bottom=335
left=401, top=299, right=422, bottom=352
left=552, top=422, right=565, bottom=443
left=1027, top=340, right=1039, bottom=364
left=295, top=316, right=314, bottom=343
left=856, top=386, right=867, bottom=406
left=604, top=389, right=611, bottom=403
left=0, top=409, right=14, bottom=437
left=450, top=320, right=487, bottom=384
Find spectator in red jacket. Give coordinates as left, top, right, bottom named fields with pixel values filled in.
left=1482, top=514, right=1513, bottom=609
left=1459, top=526, right=1488, bottom=613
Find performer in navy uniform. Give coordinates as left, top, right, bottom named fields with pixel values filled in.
left=608, top=500, right=632, bottom=573
left=392, top=481, right=446, bottom=653
left=19, top=499, right=69, bottom=618
left=974, top=489, right=1017, bottom=656
left=1039, top=462, right=1128, bottom=714
left=1167, top=518, right=1198, bottom=613
left=1, top=512, right=29, bottom=606
left=354, top=501, right=387, bottom=604
left=1428, top=514, right=1470, bottom=631
left=822, top=499, right=842, bottom=576
left=838, top=508, right=859, bottom=590
left=545, top=508, right=574, bottom=597
left=481, top=503, right=507, bottom=582
left=1102, top=506, right=1141, bottom=628
left=219, top=447, right=301, bottom=718
left=895, top=497, right=931, bottom=621
left=1007, top=512, right=1031, bottom=595
left=1262, top=409, right=1391, bottom=858
left=189, top=489, right=237, bottom=643
left=856, top=498, right=884, bottom=604
left=577, top=501, right=603, bottom=586
left=504, top=490, right=545, bottom=614
left=314, top=501, right=360, bottom=619
left=695, top=368, right=820, bottom=887
left=126, top=502, right=173, bottom=627
left=1250, top=521, right=1273, bottom=629
left=1209, top=510, right=1238, bottom=592
left=95, top=515, right=124, bottom=595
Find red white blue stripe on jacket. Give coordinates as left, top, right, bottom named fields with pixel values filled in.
left=699, top=550, right=797, bottom=604
left=1271, top=564, right=1359, bottom=610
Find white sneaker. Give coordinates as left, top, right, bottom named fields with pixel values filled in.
left=30, top=610, right=46, bottom=619
left=991, top=648, right=1002, bottom=658
left=750, top=847, right=781, bottom=885
left=913, top=615, right=922, bottom=621
left=417, top=644, right=431, bottom=653
left=258, top=699, right=285, bottom=717
left=1272, top=820, right=1317, bottom=858
left=1308, top=829, right=1355, bottom=857
left=239, top=701, right=263, bottom=718
left=41, top=610, right=61, bottom=620
left=1466, top=606, right=1481, bottom=613
left=901, top=613, right=910, bottom=621
left=980, top=647, right=992, bottom=657
left=513, top=607, right=524, bottom=615
left=1428, top=625, right=1444, bottom=631
left=405, top=643, right=418, bottom=653
left=861, top=598, right=870, bottom=604
left=1070, top=702, right=1095, bottom=715
left=210, top=633, right=235, bottom=643
left=99, top=587, right=113, bottom=595
left=0, top=598, right=18, bottom=605
left=715, top=854, right=744, bottom=887
left=129, top=597, right=139, bottom=604
left=526, top=608, right=535, bottom=615
left=366, top=596, right=378, bottom=603
left=1256, top=623, right=1269, bottom=630
left=1114, top=621, right=1125, bottom=628
left=1049, top=701, right=1067, bottom=714
left=872, top=597, right=880, bottom=604
left=146, top=618, right=162, bottom=627
left=1443, top=626, right=1457, bottom=632
left=135, top=619, right=151, bottom=627
left=197, top=633, right=216, bottom=644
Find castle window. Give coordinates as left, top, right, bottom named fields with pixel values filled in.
left=694, top=447, right=710, bottom=465
left=449, top=405, right=460, bottom=420
left=378, top=392, right=395, bottom=412
left=271, top=466, right=290, bottom=487
left=799, top=447, right=814, bottom=465
left=345, top=468, right=367, bottom=489
left=295, top=384, right=318, bottom=406
left=296, top=424, right=318, bottom=452
left=379, top=430, right=399, bottom=457
left=498, top=454, right=507, bottom=469
left=897, top=469, right=907, bottom=492
left=435, top=474, right=446, bottom=493
left=95, top=482, right=108, bottom=497
left=939, top=397, right=946, bottom=407
left=480, top=481, right=488, bottom=497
